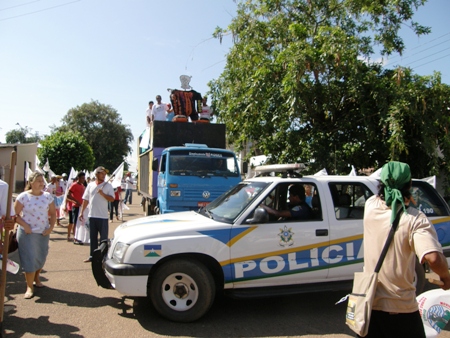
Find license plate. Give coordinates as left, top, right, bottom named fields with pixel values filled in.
left=198, top=202, right=210, bottom=207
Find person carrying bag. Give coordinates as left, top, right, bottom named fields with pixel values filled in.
left=343, top=161, right=450, bottom=338
left=345, top=209, right=402, bottom=336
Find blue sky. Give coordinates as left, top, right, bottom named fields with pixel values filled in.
left=1, top=0, right=449, bottom=170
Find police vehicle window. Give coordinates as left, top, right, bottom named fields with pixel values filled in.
left=328, top=182, right=373, bottom=220
left=410, top=181, right=450, bottom=217
left=205, top=181, right=269, bottom=223
left=259, top=183, right=320, bottom=222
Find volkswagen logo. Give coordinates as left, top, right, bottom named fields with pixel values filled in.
left=202, top=191, right=210, bottom=199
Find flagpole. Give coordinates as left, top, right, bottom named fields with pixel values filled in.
left=0, top=148, right=17, bottom=336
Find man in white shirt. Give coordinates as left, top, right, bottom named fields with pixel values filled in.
left=151, top=95, right=169, bottom=122
left=60, top=173, right=68, bottom=193
left=79, top=166, right=115, bottom=263
left=146, top=101, right=154, bottom=127
left=199, top=96, right=213, bottom=120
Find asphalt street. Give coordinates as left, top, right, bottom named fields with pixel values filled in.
left=2, top=192, right=449, bottom=338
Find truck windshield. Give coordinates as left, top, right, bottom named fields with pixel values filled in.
left=201, top=181, right=269, bottom=223
left=168, top=150, right=239, bottom=177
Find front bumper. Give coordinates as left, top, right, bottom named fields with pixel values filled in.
left=91, top=240, right=154, bottom=296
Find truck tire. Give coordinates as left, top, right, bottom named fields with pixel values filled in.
left=414, top=258, right=425, bottom=295
left=149, top=259, right=215, bottom=322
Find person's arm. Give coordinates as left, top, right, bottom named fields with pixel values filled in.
left=423, top=251, right=450, bottom=290
left=14, top=200, right=32, bottom=234
left=43, top=201, right=56, bottom=236
left=260, top=204, right=291, bottom=218
left=99, top=186, right=115, bottom=203
left=79, top=199, right=89, bottom=222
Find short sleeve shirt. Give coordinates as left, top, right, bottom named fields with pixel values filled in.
left=69, top=182, right=85, bottom=207
left=290, top=202, right=312, bottom=219
left=363, top=195, right=443, bottom=313
left=82, top=181, right=115, bottom=219
left=16, top=191, right=54, bottom=233
left=151, top=103, right=168, bottom=121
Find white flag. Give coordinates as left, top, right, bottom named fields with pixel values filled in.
left=348, top=165, right=357, bottom=176
left=314, top=168, right=328, bottom=176
left=25, top=161, right=30, bottom=180
left=43, top=158, right=50, bottom=172
left=48, top=168, right=56, bottom=179
left=139, top=127, right=150, bottom=149
left=35, top=155, right=41, bottom=167
left=110, top=162, right=124, bottom=188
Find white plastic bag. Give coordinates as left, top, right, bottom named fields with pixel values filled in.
left=417, top=288, right=450, bottom=338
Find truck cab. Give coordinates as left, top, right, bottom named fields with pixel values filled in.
left=138, top=121, right=241, bottom=215
left=155, top=143, right=241, bottom=214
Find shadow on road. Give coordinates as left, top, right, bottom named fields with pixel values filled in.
left=126, top=291, right=355, bottom=337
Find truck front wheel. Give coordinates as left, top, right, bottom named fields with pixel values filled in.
left=149, top=259, right=215, bottom=322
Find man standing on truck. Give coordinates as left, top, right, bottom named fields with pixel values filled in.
left=79, top=166, right=115, bottom=263
left=151, top=95, right=169, bottom=122
left=146, top=101, right=154, bottom=127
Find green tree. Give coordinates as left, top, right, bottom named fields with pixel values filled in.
left=5, top=126, right=41, bottom=144
left=38, top=131, right=95, bottom=175
left=56, top=100, right=133, bottom=171
left=209, top=0, right=447, bottom=177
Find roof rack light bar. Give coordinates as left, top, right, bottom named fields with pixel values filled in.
left=254, top=163, right=306, bottom=173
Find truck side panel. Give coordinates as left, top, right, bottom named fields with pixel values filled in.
left=152, top=121, right=226, bottom=149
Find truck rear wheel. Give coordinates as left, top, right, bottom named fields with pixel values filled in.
left=148, top=259, right=215, bottom=322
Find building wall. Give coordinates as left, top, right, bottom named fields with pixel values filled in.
left=0, top=143, right=38, bottom=193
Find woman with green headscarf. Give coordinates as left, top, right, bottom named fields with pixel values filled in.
left=361, top=161, right=450, bottom=338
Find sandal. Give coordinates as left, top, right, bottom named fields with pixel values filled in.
left=33, top=282, right=45, bottom=288
left=24, top=291, right=34, bottom=299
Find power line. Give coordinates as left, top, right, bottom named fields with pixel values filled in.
left=0, top=0, right=80, bottom=21
left=414, top=52, right=450, bottom=70
left=385, top=38, right=450, bottom=66
left=404, top=46, right=450, bottom=66
left=0, top=0, right=41, bottom=12
left=384, top=31, right=450, bottom=64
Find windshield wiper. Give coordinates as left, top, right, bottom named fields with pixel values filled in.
left=199, top=206, right=214, bottom=219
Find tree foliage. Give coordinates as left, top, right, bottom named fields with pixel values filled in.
left=210, top=0, right=450, bottom=181
left=38, top=131, right=95, bottom=175
left=5, top=126, right=41, bottom=144
left=56, top=100, right=133, bottom=171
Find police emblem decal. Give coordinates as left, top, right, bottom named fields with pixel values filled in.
left=278, top=226, right=294, bottom=247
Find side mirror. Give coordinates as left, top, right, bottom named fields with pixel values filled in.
left=242, top=161, right=248, bottom=174
left=246, top=207, right=269, bottom=224
left=152, top=158, right=158, bottom=171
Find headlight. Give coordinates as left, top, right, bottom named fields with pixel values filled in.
left=112, top=242, right=129, bottom=262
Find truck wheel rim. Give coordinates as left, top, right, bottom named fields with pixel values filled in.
left=161, top=272, right=199, bottom=311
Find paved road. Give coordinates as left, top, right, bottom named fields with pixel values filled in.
left=3, top=192, right=449, bottom=337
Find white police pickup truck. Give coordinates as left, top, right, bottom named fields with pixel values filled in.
left=92, top=164, right=450, bottom=322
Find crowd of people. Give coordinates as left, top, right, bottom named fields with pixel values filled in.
left=0, top=166, right=136, bottom=299
left=145, top=93, right=213, bottom=125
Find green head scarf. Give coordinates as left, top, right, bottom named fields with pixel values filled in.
left=380, top=161, right=411, bottom=223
